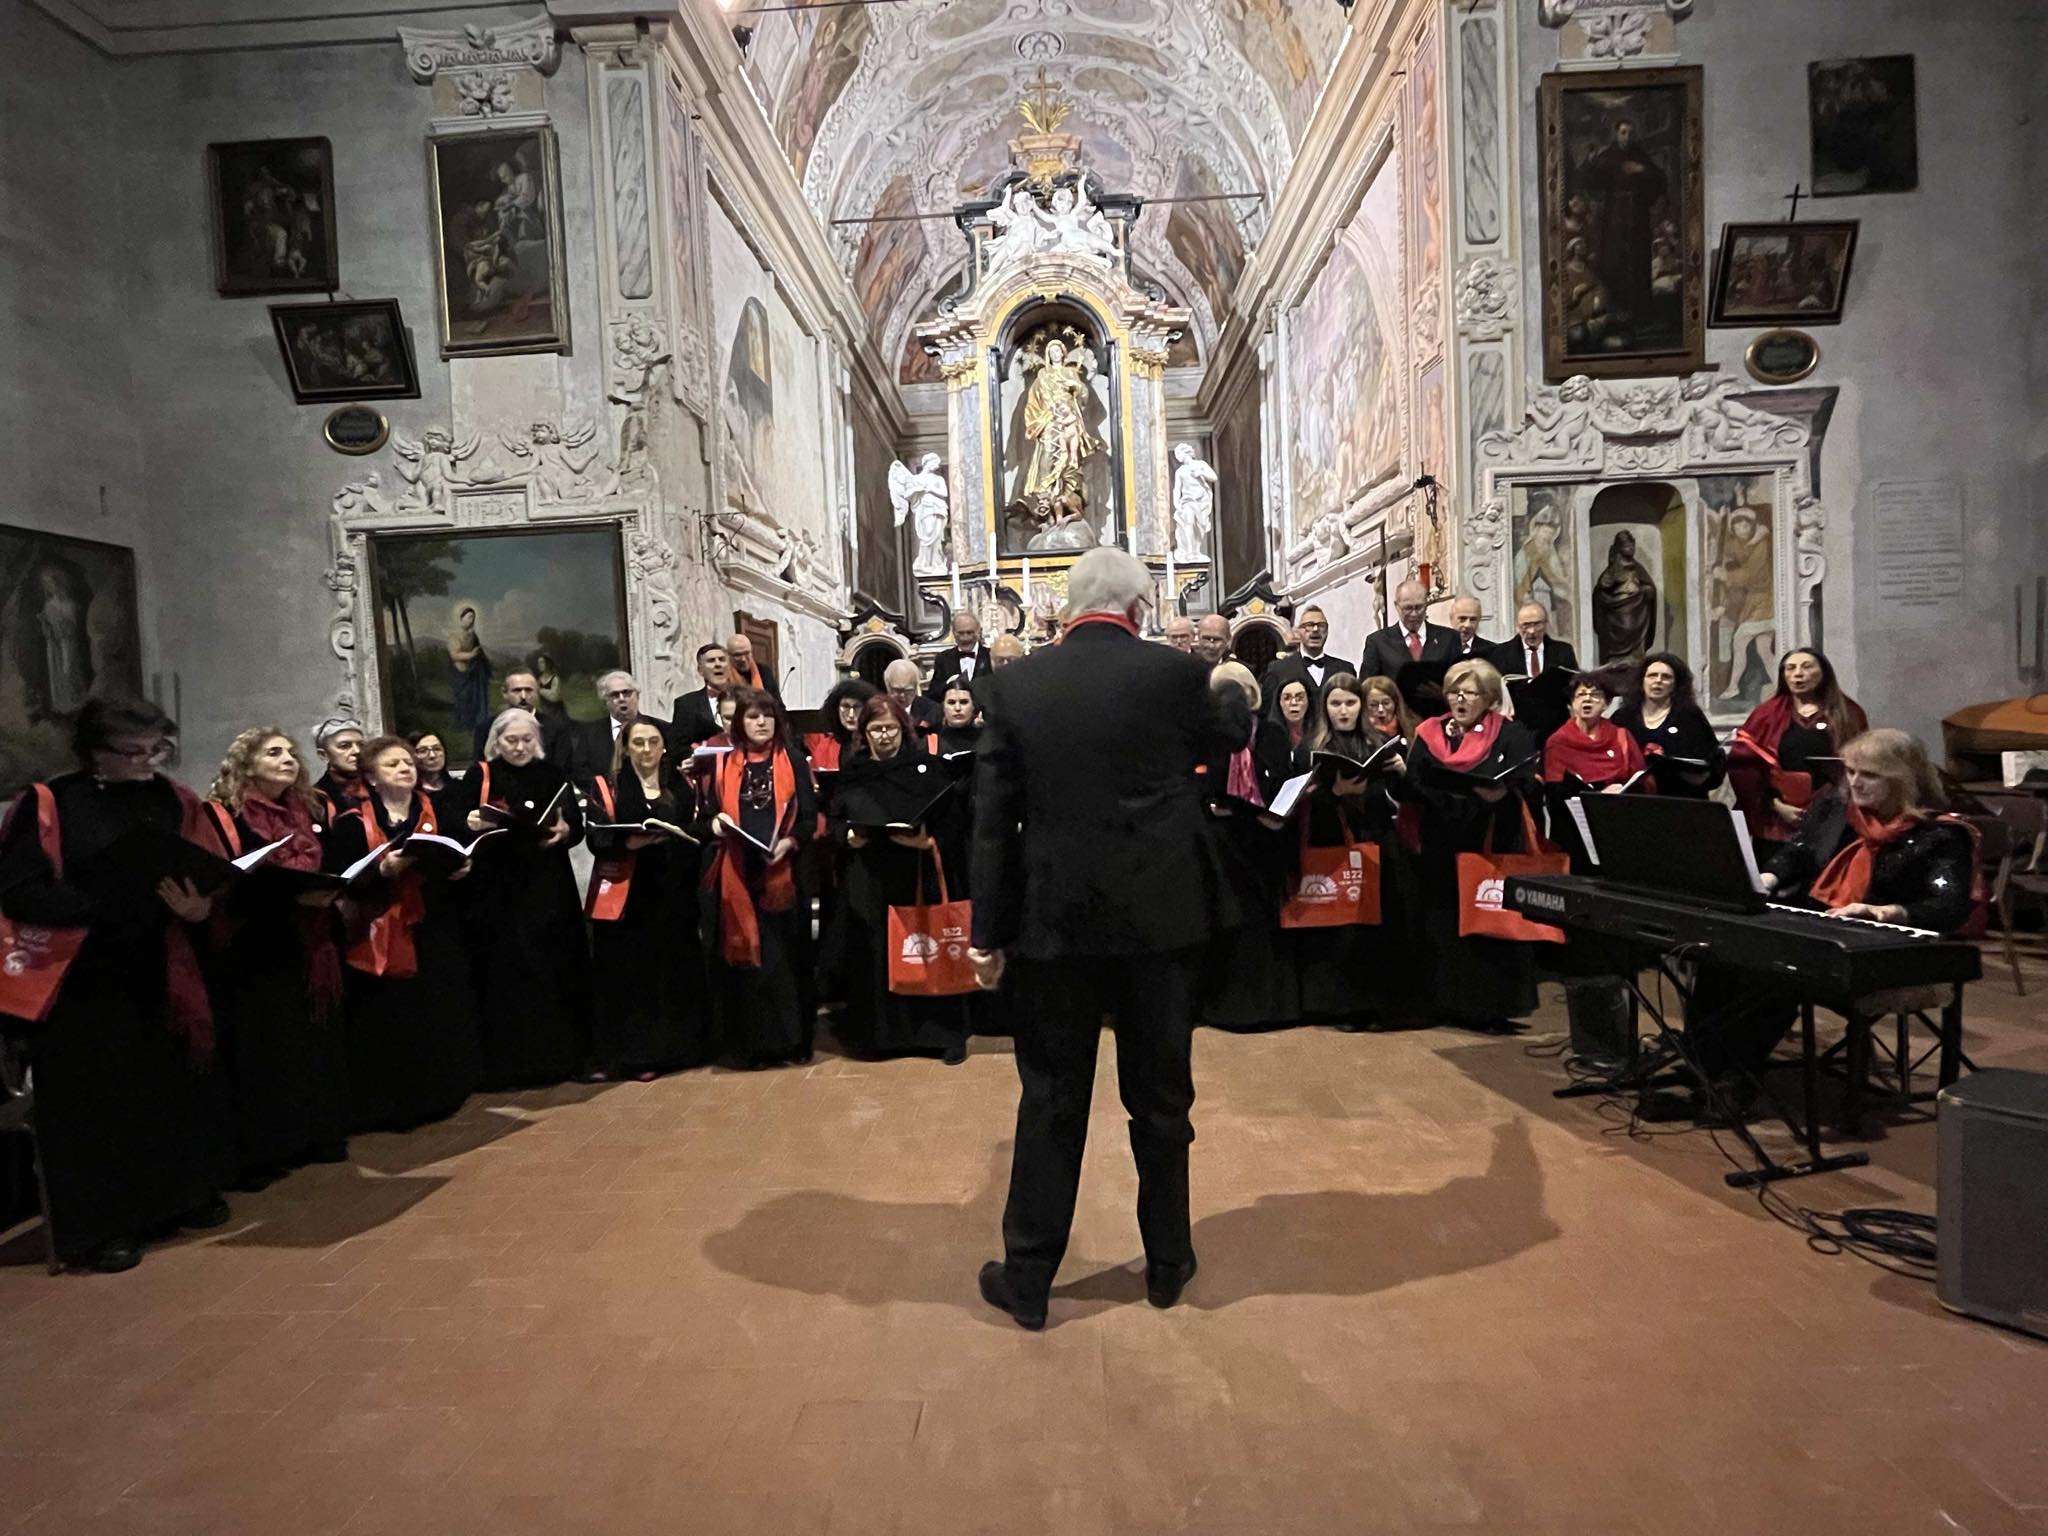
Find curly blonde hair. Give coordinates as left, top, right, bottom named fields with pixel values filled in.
left=211, top=726, right=319, bottom=815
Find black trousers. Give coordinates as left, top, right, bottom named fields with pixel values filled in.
left=999, top=948, right=1198, bottom=1303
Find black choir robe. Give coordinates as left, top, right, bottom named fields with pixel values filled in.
left=1198, top=711, right=1301, bottom=1032
left=1404, top=718, right=1542, bottom=1025
left=463, top=758, right=593, bottom=1087
left=326, top=794, right=481, bottom=1132
left=211, top=803, right=347, bottom=1177
left=1289, top=729, right=1415, bottom=1027
left=0, top=774, right=221, bottom=1262
left=820, top=750, right=971, bottom=1058
left=699, top=754, right=816, bottom=1064
left=1612, top=700, right=1725, bottom=798
left=585, top=773, right=712, bottom=1074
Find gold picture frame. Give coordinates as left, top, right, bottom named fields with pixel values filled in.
left=1744, top=329, right=1821, bottom=386
left=427, top=126, right=572, bottom=358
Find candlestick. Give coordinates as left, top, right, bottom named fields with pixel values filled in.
left=1165, top=547, right=1177, bottom=609
left=1021, top=557, right=1033, bottom=610
left=949, top=558, right=962, bottom=614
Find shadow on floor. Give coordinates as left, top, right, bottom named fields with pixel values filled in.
left=701, top=1117, right=1558, bottom=1316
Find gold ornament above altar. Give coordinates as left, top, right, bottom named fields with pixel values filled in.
left=1012, top=67, right=1082, bottom=190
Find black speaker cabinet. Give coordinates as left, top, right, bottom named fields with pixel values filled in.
left=1938, top=1069, right=2048, bottom=1340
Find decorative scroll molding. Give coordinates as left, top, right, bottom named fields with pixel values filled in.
left=1538, top=0, right=1694, bottom=22
left=1478, top=373, right=1807, bottom=477
left=1539, top=0, right=1691, bottom=64
left=399, top=15, right=559, bottom=89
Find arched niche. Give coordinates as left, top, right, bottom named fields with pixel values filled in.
left=990, top=295, right=1124, bottom=558
left=1230, top=614, right=1290, bottom=676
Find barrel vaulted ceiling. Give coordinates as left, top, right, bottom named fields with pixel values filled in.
left=736, top=0, right=1349, bottom=373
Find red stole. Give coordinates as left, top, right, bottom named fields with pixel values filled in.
left=1415, top=710, right=1501, bottom=770
left=586, top=776, right=634, bottom=922
left=346, top=795, right=437, bottom=979
left=217, top=792, right=342, bottom=1008
left=705, top=746, right=798, bottom=967
left=1543, top=718, right=1648, bottom=787
left=1809, top=803, right=1919, bottom=911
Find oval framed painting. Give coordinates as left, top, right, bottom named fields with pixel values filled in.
left=1744, top=328, right=1820, bottom=386
left=322, top=405, right=390, bottom=456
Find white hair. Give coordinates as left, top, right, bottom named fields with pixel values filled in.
left=1211, top=661, right=1261, bottom=712
left=1066, top=547, right=1152, bottom=620
left=883, top=658, right=921, bottom=690
left=483, top=707, right=545, bottom=761
left=596, top=669, right=638, bottom=694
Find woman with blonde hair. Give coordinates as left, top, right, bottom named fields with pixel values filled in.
left=208, top=727, right=348, bottom=1181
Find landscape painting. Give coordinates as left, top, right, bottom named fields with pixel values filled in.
left=0, top=527, right=143, bottom=797
left=368, top=526, right=628, bottom=768
left=1539, top=66, right=1703, bottom=379
left=428, top=126, right=571, bottom=357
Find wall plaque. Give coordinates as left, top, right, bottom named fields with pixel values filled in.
left=1744, top=329, right=1819, bottom=385
left=323, top=405, right=391, bottom=456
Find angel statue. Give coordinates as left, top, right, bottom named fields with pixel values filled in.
left=501, top=420, right=611, bottom=503
left=1019, top=336, right=1101, bottom=517
left=889, top=453, right=951, bottom=577
left=1045, top=186, right=1122, bottom=268
left=984, top=185, right=1051, bottom=278
left=1171, top=442, right=1218, bottom=563
left=392, top=428, right=482, bottom=514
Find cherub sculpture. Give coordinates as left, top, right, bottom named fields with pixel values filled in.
left=392, top=428, right=482, bottom=514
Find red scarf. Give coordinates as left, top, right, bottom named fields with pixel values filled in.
left=585, top=775, right=635, bottom=922
left=232, top=791, right=342, bottom=1008
left=346, top=795, right=436, bottom=979
left=1416, top=709, right=1501, bottom=770
left=1543, top=718, right=1648, bottom=787
left=1064, top=611, right=1140, bottom=640
left=803, top=733, right=842, bottom=774
left=1809, top=803, right=1920, bottom=911
left=732, top=658, right=767, bottom=692
left=1729, top=693, right=1869, bottom=839
left=704, top=745, right=797, bottom=967
left=1226, top=719, right=1263, bottom=805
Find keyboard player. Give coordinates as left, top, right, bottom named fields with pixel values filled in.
left=1651, top=729, right=1978, bottom=1122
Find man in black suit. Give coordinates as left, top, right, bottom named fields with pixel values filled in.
left=1359, top=579, right=1462, bottom=683
left=566, top=669, right=669, bottom=792
left=1260, top=605, right=1354, bottom=701
left=671, top=643, right=731, bottom=746
left=925, top=611, right=994, bottom=702
left=725, top=631, right=781, bottom=700
left=1486, top=601, right=1579, bottom=742
left=969, top=547, right=1235, bottom=1330
left=1446, top=594, right=1490, bottom=661
left=472, top=668, right=570, bottom=766
left=884, top=658, right=942, bottom=737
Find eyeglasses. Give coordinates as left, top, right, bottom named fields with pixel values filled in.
left=604, top=689, right=639, bottom=700
left=102, top=740, right=171, bottom=763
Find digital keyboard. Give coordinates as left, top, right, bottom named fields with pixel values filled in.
left=1504, top=875, right=1982, bottom=1001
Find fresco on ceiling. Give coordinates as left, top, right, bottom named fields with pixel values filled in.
left=778, top=2, right=872, bottom=180
left=928, top=0, right=1007, bottom=42
left=744, top=11, right=811, bottom=114
left=1072, top=0, right=1155, bottom=22
left=854, top=174, right=930, bottom=338
left=1287, top=147, right=1405, bottom=533
left=899, top=331, right=940, bottom=387
left=707, top=197, right=829, bottom=547
left=1217, top=0, right=1322, bottom=139
left=1071, top=66, right=1151, bottom=107
left=1164, top=154, right=1244, bottom=320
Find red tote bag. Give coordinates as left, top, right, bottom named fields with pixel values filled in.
left=0, top=785, right=88, bottom=1026
left=1280, top=820, right=1382, bottom=929
left=1457, top=801, right=1568, bottom=944
left=886, top=848, right=978, bottom=997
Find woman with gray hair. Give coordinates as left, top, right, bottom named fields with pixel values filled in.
left=461, top=706, right=593, bottom=1086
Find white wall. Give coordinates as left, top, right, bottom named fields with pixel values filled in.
left=1515, top=0, right=2048, bottom=744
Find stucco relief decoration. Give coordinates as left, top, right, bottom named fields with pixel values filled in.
left=398, top=16, right=559, bottom=114
left=1480, top=374, right=1806, bottom=476
left=498, top=421, right=616, bottom=504
left=1537, top=0, right=1691, bottom=63
left=1454, top=256, right=1515, bottom=342
left=393, top=429, right=485, bottom=514
left=609, top=315, right=671, bottom=492
left=1462, top=495, right=1509, bottom=598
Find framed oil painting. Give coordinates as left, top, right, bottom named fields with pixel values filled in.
left=269, top=299, right=421, bottom=404
left=1539, top=66, right=1704, bottom=381
left=428, top=126, right=571, bottom=358
left=0, top=526, right=144, bottom=797
left=1708, top=222, right=1858, bottom=328
left=1810, top=55, right=1917, bottom=197
left=367, top=525, right=629, bottom=768
left=206, top=137, right=339, bottom=296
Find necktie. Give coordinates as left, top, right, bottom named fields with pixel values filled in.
left=1407, top=629, right=1423, bottom=661
left=1529, top=647, right=1541, bottom=678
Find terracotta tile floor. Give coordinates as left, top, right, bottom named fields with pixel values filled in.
left=3, top=954, right=2046, bottom=1536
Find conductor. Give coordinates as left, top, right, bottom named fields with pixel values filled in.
left=968, top=547, right=1235, bottom=1330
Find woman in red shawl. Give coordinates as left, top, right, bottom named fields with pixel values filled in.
left=1543, top=675, right=1649, bottom=793
left=1405, top=658, right=1543, bottom=1031
left=699, top=688, right=815, bottom=1067
left=207, top=727, right=348, bottom=1184
left=1727, top=648, right=1866, bottom=844
left=0, top=699, right=229, bottom=1272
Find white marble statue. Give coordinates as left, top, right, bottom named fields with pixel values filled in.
left=889, top=452, right=951, bottom=576
left=984, top=186, right=1050, bottom=277
left=392, top=428, right=482, bottom=514
left=1170, top=442, right=1218, bottom=563
left=1045, top=186, right=1122, bottom=267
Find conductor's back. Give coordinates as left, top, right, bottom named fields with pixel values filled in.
left=967, top=548, right=1231, bottom=1330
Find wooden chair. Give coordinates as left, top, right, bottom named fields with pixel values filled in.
left=1995, top=797, right=2048, bottom=995
left=1963, top=812, right=2023, bottom=993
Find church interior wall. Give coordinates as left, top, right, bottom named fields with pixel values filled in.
left=1510, top=0, right=2046, bottom=744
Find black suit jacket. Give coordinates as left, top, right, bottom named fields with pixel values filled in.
left=1446, top=633, right=1493, bottom=664
left=971, top=624, right=1237, bottom=960
left=1484, top=637, right=1581, bottom=741
left=926, top=645, right=995, bottom=702
left=1260, top=651, right=1358, bottom=702
left=671, top=688, right=725, bottom=747
left=1359, top=622, right=1461, bottom=683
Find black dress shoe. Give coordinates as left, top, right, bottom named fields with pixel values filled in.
left=90, top=1240, right=142, bottom=1274
left=179, top=1196, right=232, bottom=1231
left=1146, top=1256, right=1198, bottom=1309
left=977, top=1261, right=1046, bottom=1331
left=942, top=1042, right=967, bottom=1066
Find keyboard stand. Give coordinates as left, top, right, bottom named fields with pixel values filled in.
left=1561, top=956, right=1870, bottom=1187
